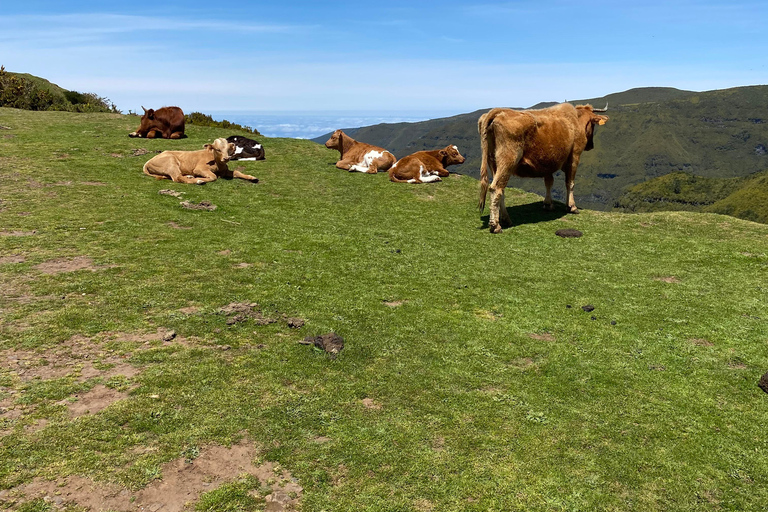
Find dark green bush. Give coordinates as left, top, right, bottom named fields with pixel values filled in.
left=185, top=111, right=261, bottom=136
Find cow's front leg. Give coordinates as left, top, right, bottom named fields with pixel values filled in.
left=564, top=163, right=579, bottom=213
left=336, top=160, right=357, bottom=171
left=365, top=162, right=379, bottom=174
left=233, top=170, right=259, bottom=182
left=543, top=174, right=554, bottom=210
left=190, top=168, right=218, bottom=185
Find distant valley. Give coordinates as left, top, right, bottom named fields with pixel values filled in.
left=313, top=86, right=768, bottom=220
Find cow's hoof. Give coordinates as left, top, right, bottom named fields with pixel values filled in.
left=567, top=207, right=580, bottom=214
left=195, top=180, right=206, bottom=185
left=490, top=224, right=503, bottom=234
left=543, top=203, right=554, bottom=211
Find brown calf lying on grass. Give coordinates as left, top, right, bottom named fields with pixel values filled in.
left=324, top=129, right=396, bottom=174
left=142, top=138, right=258, bottom=184
left=389, top=145, right=466, bottom=183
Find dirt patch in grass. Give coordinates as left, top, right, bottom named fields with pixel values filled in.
left=509, top=357, right=536, bottom=370
left=62, top=385, right=129, bottom=417
left=529, top=332, right=555, bottom=342
left=654, top=276, right=681, bottom=284
left=81, top=181, right=107, bottom=186
left=690, top=338, right=714, bottom=347
left=2, top=334, right=142, bottom=383
left=217, top=249, right=232, bottom=256
left=168, top=221, right=192, bottom=230
left=159, top=189, right=183, bottom=198
left=383, top=300, right=407, bottom=307
left=178, top=305, right=201, bottom=315
left=360, top=398, right=382, bottom=410
left=0, top=255, right=25, bottom=264
left=10, top=440, right=302, bottom=512
left=0, top=230, right=37, bottom=237
left=33, top=256, right=106, bottom=274
left=219, top=302, right=277, bottom=326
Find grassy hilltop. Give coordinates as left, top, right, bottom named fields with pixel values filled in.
left=313, top=86, right=768, bottom=216
left=2, top=107, right=768, bottom=511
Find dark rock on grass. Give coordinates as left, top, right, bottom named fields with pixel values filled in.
left=162, top=330, right=177, bottom=342
left=556, top=229, right=583, bottom=238
left=759, top=372, right=768, bottom=394
left=180, top=200, right=217, bottom=211
left=582, top=305, right=595, bottom=312
left=287, top=318, right=305, bottom=329
left=300, top=332, right=344, bottom=356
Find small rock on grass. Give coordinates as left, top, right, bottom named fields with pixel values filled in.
left=582, top=305, right=595, bottom=312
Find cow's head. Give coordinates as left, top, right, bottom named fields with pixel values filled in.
left=440, top=145, right=466, bottom=166
left=129, top=106, right=156, bottom=138
left=324, top=129, right=344, bottom=150
left=204, top=138, right=236, bottom=164
left=577, top=105, right=609, bottom=151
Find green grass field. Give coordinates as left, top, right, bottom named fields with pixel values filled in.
left=1, top=107, right=768, bottom=511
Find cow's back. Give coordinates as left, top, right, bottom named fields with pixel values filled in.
left=493, top=105, right=580, bottom=176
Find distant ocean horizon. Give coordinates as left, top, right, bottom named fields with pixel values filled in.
left=208, top=110, right=461, bottom=140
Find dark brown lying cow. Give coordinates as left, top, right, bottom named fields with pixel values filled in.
left=324, top=129, right=395, bottom=174
left=389, top=145, right=465, bottom=183
left=478, top=103, right=608, bottom=233
left=129, top=106, right=185, bottom=139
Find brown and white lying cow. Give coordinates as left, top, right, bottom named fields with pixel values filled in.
left=324, top=129, right=396, bottom=174
left=478, top=103, right=608, bottom=233
left=389, top=145, right=466, bottom=183
left=129, top=106, right=185, bottom=139
left=142, top=138, right=258, bottom=184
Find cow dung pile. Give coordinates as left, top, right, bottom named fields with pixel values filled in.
left=218, top=302, right=276, bottom=326
left=759, top=372, right=768, bottom=394
left=299, top=333, right=344, bottom=356
left=181, top=200, right=217, bottom=211
left=556, top=229, right=583, bottom=238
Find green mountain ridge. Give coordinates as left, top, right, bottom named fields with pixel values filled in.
left=313, top=86, right=768, bottom=218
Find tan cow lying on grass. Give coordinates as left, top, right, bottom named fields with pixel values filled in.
left=389, top=145, right=466, bottom=183
left=142, top=138, right=258, bottom=184
left=324, top=129, right=396, bottom=174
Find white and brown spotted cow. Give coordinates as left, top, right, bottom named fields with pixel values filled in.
left=389, top=145, right=466, bottom=183
left=324, top=129, right=396, bottom=174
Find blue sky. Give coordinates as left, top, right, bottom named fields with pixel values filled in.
left=2, top=1, right=767, bottom=115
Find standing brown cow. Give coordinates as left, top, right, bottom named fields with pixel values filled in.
left=129, top=106, right=185, bottom=139
left=478, top=103, right=608, bottom=233
left=324, top=129, right=396, bottom=174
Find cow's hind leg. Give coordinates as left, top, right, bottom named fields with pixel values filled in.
left=498, top=191, right=512, bottom=227
left=488, top=148, right=521, bottom=233
left=543, top=174, right=554, bottom=210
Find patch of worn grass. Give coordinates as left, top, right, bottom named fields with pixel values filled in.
left=1, top=107, right=768, bottom=511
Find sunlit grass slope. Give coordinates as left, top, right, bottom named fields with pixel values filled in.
left=1, top=107, right=768, bottom=511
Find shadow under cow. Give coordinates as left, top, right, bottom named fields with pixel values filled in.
left=479, top=200, right=569, bottom=229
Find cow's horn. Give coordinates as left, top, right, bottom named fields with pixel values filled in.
left=142, top=106, right=148, bottom=113
left=592, top=103, right=608, bottom=112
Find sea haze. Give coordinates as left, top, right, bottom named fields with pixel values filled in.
left=208, top=110, right=459, bottom=139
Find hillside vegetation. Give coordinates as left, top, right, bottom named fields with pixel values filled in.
left=0, top=67, right=118, bottom=113
left=2, top=107, right=768, bottom=511
left=314, top=86, right=768, bottom=214
left=616, top=170, right=768, bottom=223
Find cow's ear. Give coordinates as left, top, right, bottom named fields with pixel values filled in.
left=439, top=150, right=448, bottom=158
left=228, top=143, right=235, bottom=153
left=147, top=109, right=155, bottom=120
left=203, top=144, right=212, bottom=150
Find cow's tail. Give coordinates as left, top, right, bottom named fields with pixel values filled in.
left=478, top=110, right=496, bottom=212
